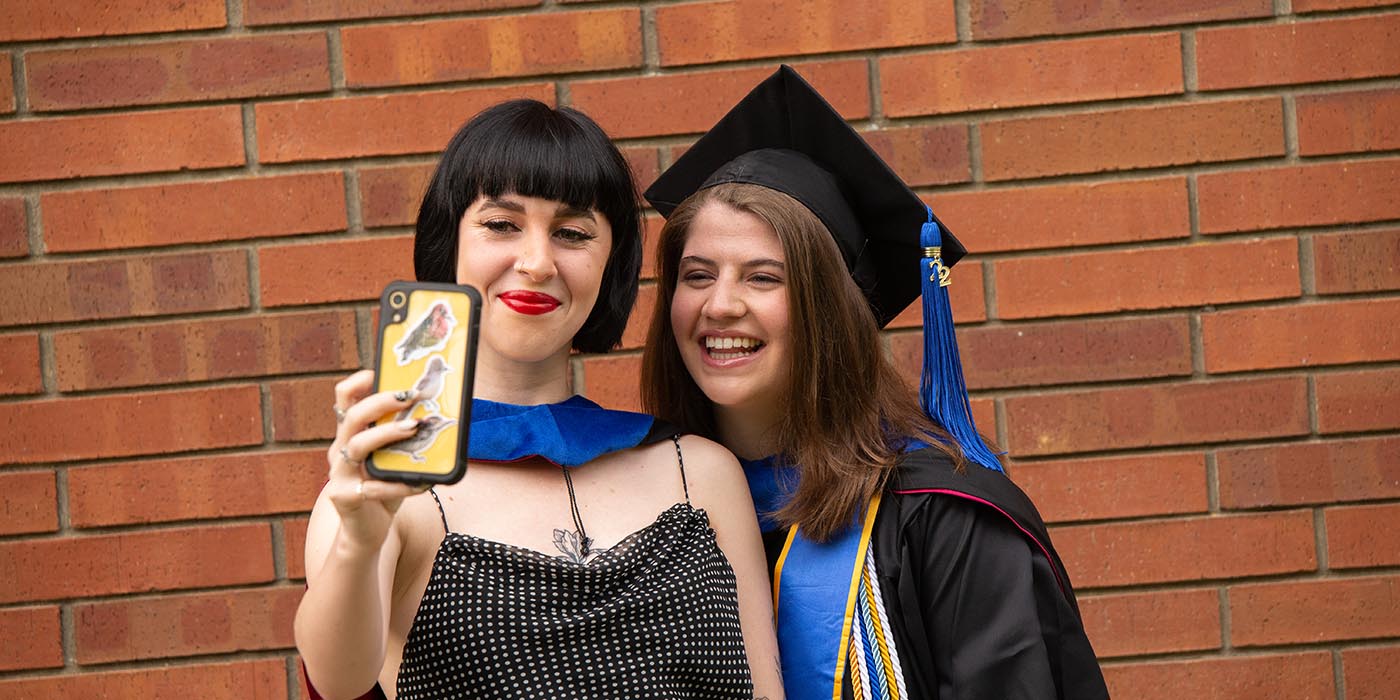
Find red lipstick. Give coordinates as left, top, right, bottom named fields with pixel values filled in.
left=499, top=290, right=561, bottom=315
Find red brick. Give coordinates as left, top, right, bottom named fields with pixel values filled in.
left=1006, top=376, right=1308, bottom=456
left=1317, top=367, right=1400, bottom=434
left=1199, top=158, right=1400, bottom=234
left=244, top=0, right=537, bottom=25
left=1102, top=652, right=1334, bottom=700
left=1298, top=88, right=1400, bottom=156
left=0, top=524, right=274, bottom=604
left=257, top=83, right=553, bottom=163
left=571, top=60, right=868, bottom=139
left=0, top=0, right=226, bottom=41
left=76, top=586, right=302, bottom=663
left=0, top=606, right=62, bottom=671
left=0, top=332, right=42, bottom=395
left=1344, top=644, right=1400, bottom=700
left=0, top=106, right=244, bottom=184
left=1053, top=510, right=1316, bottom=587
left=657, top=0, right=954, bottom=67
left=1327, top=503, right=1400, bottom=569
left=1315, top=228, right=1400, bottom=294
left=1231, top=575, right=1400, bottom=646
left=260, top=235, right=413, bottom=306
left=887, top=261, right=987, bottom=328
left=933, top=178, right=1189, bottom=253
left=1218, top=436, right=1400, bottom=509
left=344, top=9, right=640, bottom=88
left=624, top=146, right=661, bottom=196
left=995, top=238, right=1299, bottom=320
left=641, top=213, right=663, bottom=280
left=864, top=124, right=971, bottom=187
left=982, top=98, right=1283, bottom=180
left=0, top=470, right=57, bottom=536
left=1296, top=0, right=1400, bottom=9
left=270, top=376, right=342, bottom=442
left=620, top=283, right=657, bottom=351
left=360, top=163, right=435, bottom=229
left=883, top=33, right=1180, bottom=117
left=284, top=516, right=311, bottom=580
left=1204, top=298, right=1400, bottom=373
left=916, top=315, right=1193, bottom=390
left=54, top=311, right=359, bottom=391
left=0, top=53, right=13, bottom=114
left=69, top=449, right=326, bottom=527
left=43, top=172, right=346, bottom=253
left=27, top=33, right=329, bottom=111
left=0, top=385, right=263, bottom=464
left=0, top=659, right=286, bottom=700
left=1010, top=452, right=1208, bottom=523
left=0, top=250, right=249, bottom=327
left=970, top=398, right=997, bottom=442
left=1198, top=14, right=1400, bottom=91
left=1079, top=588, right=1220, bottom=658
left=581, top=353, right=643, bottom=412
left=0, top=197, right=26, bottom=258
left=969, top=0, right=1270, bottom=40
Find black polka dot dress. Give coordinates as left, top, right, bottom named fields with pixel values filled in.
left=395, top=451, right=753, bottom=698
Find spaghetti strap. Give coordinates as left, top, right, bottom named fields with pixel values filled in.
left=428, top=487, right=451, bottom=534
left=671, top=434, right=690, bottom=504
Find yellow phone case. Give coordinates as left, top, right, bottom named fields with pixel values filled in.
left=367, top=281, right=481, bottom=484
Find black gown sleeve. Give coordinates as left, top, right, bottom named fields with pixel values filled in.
left=915, top=495, right=1060, bottom=700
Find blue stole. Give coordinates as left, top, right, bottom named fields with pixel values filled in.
left=468, top=395, right=655, bottom=467
left=742, top=457, right=881, bottom=700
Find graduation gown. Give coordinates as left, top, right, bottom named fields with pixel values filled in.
left=761, top=447, right=1109, bottom=700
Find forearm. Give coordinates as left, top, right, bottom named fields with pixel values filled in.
left=295, top=531, right=392, bottom=700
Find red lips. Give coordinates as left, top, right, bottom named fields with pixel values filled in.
left=499, top=290, right=561, bottom=315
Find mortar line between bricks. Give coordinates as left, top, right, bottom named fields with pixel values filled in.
left=1218, top=585, right=1233, bottom=653
left=343, top=168, right=363, bottom=234
left=270, top=519, right=288, bottom=581
left=966, top=123, right=983, bottom=183
left=1314, top=508, right=1330, bottom=573
left=1283, top=93, right=1300, bottom=160
left=60, top=602, right=76, bottom=669
left=1186, top=174, right=1200, bottom=240
left=36, top=330, right=58, bottom=396
left=1180, top=30, right=1197, bottom=94
left=1205, top=451, right=1220, bottom=513
left=241, top=103, right=260, bottom=172
left=868, top=58, right=883, bottom=122
left=640, top=5, right=659, bottom=72
left=327, top=27, right=346, bottom=94
left=954, top=0, right=972, bottom=43
left=226, top=0, right=244, bottom=29
left=1298, top=233, right=1316, bottom=297
left=259, top=382, right=275, bottom=444
left=8, top=49, right=26, bottom=115
left=356, top=305, right=376, bottom=368
left=285, top=656, right=300, bottom=700
left=0, top=647, right=309, bottom=678
left=1275, top=0, right=1294, bottom=16
left=1189, top=313, right=1205, bottom=377
left=1308, top=374, right=1320, bottom=436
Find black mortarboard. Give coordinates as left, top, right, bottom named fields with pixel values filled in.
left=644, top=65, right=1003, bottom=472
left=643, top=64, right=966, bottom=328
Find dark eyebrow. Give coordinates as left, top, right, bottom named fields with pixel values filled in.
left=555, top=203, right=596, bottom=222
left=679, top=255, right=785, bottom=270
left=482, top=197, right=525, bottom=213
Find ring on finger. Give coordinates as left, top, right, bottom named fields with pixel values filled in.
left=356, top=479, right=366, bottom=502
left=332, top=405, right=348, bottom=424
left=339, top=445, right=365, bottom=468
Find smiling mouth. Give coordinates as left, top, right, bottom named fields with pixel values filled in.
left=704, top=336, right=765, bottom=361
left=499, top=290, right=561, bottom=315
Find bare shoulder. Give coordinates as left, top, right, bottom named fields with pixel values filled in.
left=669, top=434, right=751, bottom=508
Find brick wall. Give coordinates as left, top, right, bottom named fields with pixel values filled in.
left=1, top=1, right=1396, bottom=698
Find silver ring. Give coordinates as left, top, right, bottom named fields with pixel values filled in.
left=339, top=446, right=364, bottom=468
left=355, top=479, right=366, bottom=501
left=332, top=405, right=348, bottom=424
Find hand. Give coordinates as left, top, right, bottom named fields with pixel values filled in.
left=326, top=370, right=430, bottom=554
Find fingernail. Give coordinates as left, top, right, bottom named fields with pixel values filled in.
left=397, top=418, right=418, bottom=430
left=393, top=390, right=413, bottom=402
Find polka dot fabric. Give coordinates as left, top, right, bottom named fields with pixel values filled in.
left=396, top=502, right=754, bottom=698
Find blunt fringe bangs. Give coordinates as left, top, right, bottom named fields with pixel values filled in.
left=415, top=99, right=642, bottom=353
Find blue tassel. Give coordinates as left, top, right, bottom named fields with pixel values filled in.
left=918, top=208, right=1003, bottom=472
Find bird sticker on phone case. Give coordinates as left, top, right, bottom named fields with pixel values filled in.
left=394, top=301, right=455, bottom=365
left=382, top=415, right=457, bottom=463
left=396, top=356, right=451, bottom=421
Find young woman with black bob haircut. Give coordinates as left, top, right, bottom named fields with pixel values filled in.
left=642, top=67, right=1107, bottom=699
left=297, top=99, right=782, bottom=700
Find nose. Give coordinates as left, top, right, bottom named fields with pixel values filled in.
left=514, top=229, right=556, bottom=282
left=702, top=276, right=746, bottom=319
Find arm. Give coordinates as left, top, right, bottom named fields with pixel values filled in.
left=680, top=435, right=785, bottom=700
left=294, top=370, right=430, bottom=700
left=914, top=496, right=1057, bottom=700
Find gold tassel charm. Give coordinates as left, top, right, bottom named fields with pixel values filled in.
left=922, top=246, right=951, bottom=287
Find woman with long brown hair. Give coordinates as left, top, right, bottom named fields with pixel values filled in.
left=641, top=66, right=1108, bottom=700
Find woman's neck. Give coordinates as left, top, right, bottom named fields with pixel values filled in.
left=470, top=349, right=573, bottom=406
left=713, top=402, right=781, bottom=461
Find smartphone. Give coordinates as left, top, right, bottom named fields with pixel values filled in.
left=366, top=281, right=481, bottom=485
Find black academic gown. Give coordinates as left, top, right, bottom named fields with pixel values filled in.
left=762, top=447, right=1109, bottom=700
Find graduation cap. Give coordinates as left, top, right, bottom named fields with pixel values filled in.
left=644, top=65, right=1002, bottom=472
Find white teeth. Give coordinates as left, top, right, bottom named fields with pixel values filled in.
left=705, top=336, right=759, bottom=349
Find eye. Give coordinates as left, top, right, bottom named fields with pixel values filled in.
left=482, top=219, right=518, bottom=234
left=555, top=227, right=596, bottom=244
left=680, top=269, right=715, bottom=285
left=749, top=273, right=784, bottom=286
